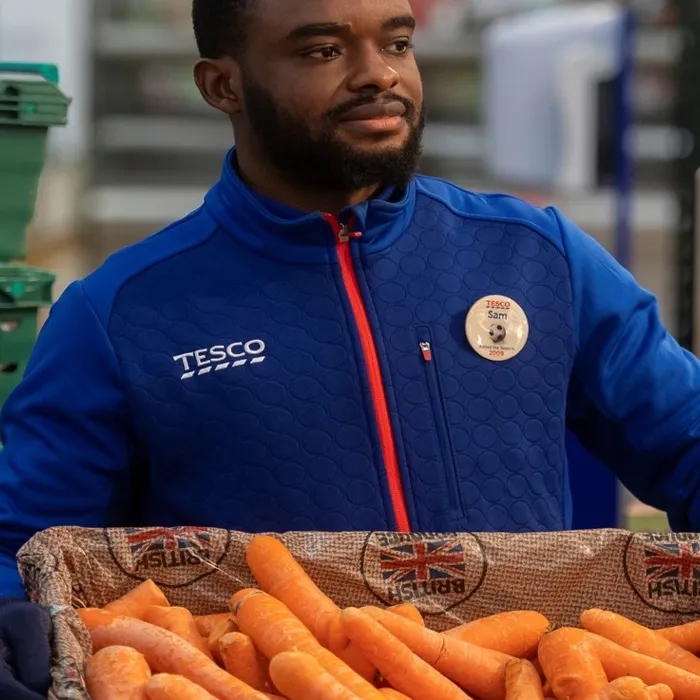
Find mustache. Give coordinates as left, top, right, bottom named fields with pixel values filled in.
left=325, top=93, right=416, bottom=122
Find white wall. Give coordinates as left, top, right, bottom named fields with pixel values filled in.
left=0, top=0, right=90, bottom=159
left=0, top=0, right=90, bottom=233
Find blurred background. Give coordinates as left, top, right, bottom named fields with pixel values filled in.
left=1, top=0, right=696, bottom=532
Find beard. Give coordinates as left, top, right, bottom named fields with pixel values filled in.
left=240, top=75, right=425, bottom=192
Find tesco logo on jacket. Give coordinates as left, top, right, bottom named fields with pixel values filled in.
left=172, top=340, right=266, bottom=379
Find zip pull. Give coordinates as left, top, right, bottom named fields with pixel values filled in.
left=420, top=341, right=433, bottom=362
left=337, top=225, right=363, bottom=244
left=322, top=213, right=363, bottom=244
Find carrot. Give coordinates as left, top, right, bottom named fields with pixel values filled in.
left=144, top=606, right=213, bottom=660
left=231, top=590, right=383, bottom=700
left=587, top=632, right=700, bottom=700
left=594, top=678, right=672, bottom=700
left=79, top=607, right=115, bottom=628
left=647, top=685, right=674, bottom=700
left=85, top=645, right=151, bottom=700
left=581, top=609, right=700, bottom=676
left=246, top=535, right=341, bottom=648
left=342, top=607, right=472, bottom=700
left=594, top=678, right=647, bottom=700
left=388, top=605, right=424, bottom=627
left=505, top=658, right=544, bottom=700
left=229, top=589, right=261, bottom=609
left=246, top=538, right=375, bottom=677
left=208, top=616, right=239, bottom=664
left=313, top=610, right=375, bottom=681
left=220, top=633, right=272, bottom=692
left=378, top=691, right=411, bottom=699
left=537, top=628, right=608, bottom=700
left=366, top=605, right=510, bottom=700
left=268, top=651, right=363, bottom=699
left=657, top=619, right=700, bottom=654
left=530, top=661, right=549, bottom=696
left=444, top=611, right=549, bottom=658
left=301, top=605, right=373, bottom=681
left=337, top=643, right=377, bottom=683
left=104, top=579, right=170, bottom=619
left=196, top=613, right=233, bottom=638
left=146, top=673, right=218, bottom=699
left=80, top=609, right=269, bottom=700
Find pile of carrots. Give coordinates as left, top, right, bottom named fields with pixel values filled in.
left=76, top=534, right=700, bottom=700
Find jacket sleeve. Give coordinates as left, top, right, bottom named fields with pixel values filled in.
left=0, top=281, right=136, bottom=597
left=556, top=207, right=700, bottom=531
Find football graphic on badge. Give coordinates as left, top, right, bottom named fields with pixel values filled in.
left=465, top=295, right=529, bottom=361
left=489, top=323, right=507, bottom=344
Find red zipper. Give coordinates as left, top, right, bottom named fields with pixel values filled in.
left=323, top=213, right=411, bottom=533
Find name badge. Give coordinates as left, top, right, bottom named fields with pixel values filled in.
left=465, top=295, right=529, bottom=362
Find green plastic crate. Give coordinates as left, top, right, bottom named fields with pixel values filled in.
left=0, top=307, right=40, bottom=394
left=0, top=262, right=55, bottom=308
left=0, top=63, right=70, bottom=261
left=0, top=263, right=54, bottom=406
left=0, top=63, right=69, bottom=128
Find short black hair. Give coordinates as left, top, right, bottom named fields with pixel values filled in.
left=192, top=0, right=257, bottom=58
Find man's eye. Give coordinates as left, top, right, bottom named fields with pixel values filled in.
left=387, top=39, right=414, bottom=55
left=304, top=46, right=341, bottom=60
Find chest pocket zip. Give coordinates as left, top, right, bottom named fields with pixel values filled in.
left=416, top=326, right=464, bottom=514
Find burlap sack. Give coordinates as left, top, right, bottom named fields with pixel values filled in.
left=16, top=526, right=700, bottom=699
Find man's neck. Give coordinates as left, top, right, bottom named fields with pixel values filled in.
left=234, top=150, right=380, bottom=216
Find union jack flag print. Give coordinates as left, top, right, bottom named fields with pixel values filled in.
left=644, top=541, right=700, bottom=581
left=380, top=539, right=466, bottom=584
left=126, top=527, right=211, bottom=556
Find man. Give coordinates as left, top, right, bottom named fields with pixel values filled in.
left=1, top=0, right=700, bottom=696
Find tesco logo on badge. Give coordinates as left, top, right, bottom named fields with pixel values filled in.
left=173, top=339, right=266, bottom=380
left=486, top=299, right=511, bottom=309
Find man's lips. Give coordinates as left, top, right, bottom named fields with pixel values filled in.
left=337, top=101, right=409, bottom=135
left=339, top=101, right=408, bottom=122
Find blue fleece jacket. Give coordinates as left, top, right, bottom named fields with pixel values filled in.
left=1, top=150, right=700, bottom=597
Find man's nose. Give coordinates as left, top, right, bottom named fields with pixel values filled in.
left=346, top=47, right=400, bottom=94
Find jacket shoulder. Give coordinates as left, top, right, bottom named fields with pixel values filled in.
left=414, top=175, right=566, bottom=253
left=81, top=207, right=219, bottom=326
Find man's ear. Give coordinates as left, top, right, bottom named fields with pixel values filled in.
left=193, top=58, right=243, bottom=115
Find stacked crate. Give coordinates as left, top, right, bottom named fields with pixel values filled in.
left=0, top=63, right=70, bottom=407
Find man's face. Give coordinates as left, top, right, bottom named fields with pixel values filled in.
left=236, top=0, right=425, bottom=191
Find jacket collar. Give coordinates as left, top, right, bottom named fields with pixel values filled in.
left=203, top=147, right=416, bottom=264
